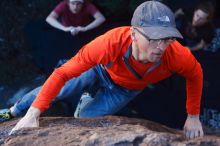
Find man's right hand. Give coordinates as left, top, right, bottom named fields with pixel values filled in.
left=9, top=106, right=41, bottom=135
left=64, top=26, right=75, bottom=32
left=64, top=26, right=80, bottom=36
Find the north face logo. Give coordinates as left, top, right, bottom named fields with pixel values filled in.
left=157, top=16, right=170, bottom=22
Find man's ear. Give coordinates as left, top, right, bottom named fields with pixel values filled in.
left=130, top=27, right=136, bottom=41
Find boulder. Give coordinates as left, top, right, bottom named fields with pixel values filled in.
left=0, top=116, right=220, bottom=146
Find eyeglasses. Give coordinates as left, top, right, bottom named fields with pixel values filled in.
left=134, top=28, right=176, bottom=45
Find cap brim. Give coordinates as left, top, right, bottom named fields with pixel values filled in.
left=143, top=26, right=183, bottom=39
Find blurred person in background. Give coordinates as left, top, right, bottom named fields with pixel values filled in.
left=174, top=1, right=215, bottom=51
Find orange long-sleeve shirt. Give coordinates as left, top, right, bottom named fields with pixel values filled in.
left=32, top=26, right=203, bottom=115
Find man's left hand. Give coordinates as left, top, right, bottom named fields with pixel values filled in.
left=183, top=114, right=204, bottom=139
left=77, top=26, right=87, bottom=32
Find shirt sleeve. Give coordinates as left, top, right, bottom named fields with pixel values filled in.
left=53, top=1, right=66, bottom=16
left=31, top=29, right=122, bottom=112
left=165, top=41, right=203, bottom=115
left=85, top=2, right=99, bottom=16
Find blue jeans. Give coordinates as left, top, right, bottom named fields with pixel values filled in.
left=10, top=65, right=142, bottom=118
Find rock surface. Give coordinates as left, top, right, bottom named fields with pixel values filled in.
left=0, top=116, right=220, bottom=146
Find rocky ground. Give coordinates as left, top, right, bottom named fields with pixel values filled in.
left=0, top=116, right=220, bottom=146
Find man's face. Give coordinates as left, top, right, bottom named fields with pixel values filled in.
left=192, top=9, right=209, bottom=27
left=132, top=27, right=175, bottom=63
left=68, top=1, right=83, bottom=14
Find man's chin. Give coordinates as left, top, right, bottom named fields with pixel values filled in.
left=152, top=56, right=162, bottom=62
left=151, top=58, right=161, bottom=63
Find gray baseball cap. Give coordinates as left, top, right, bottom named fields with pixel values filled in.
left=131, top=1, right=183, bottom=39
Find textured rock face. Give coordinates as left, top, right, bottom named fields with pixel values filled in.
left=0, top=116, right=220, bottom=146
